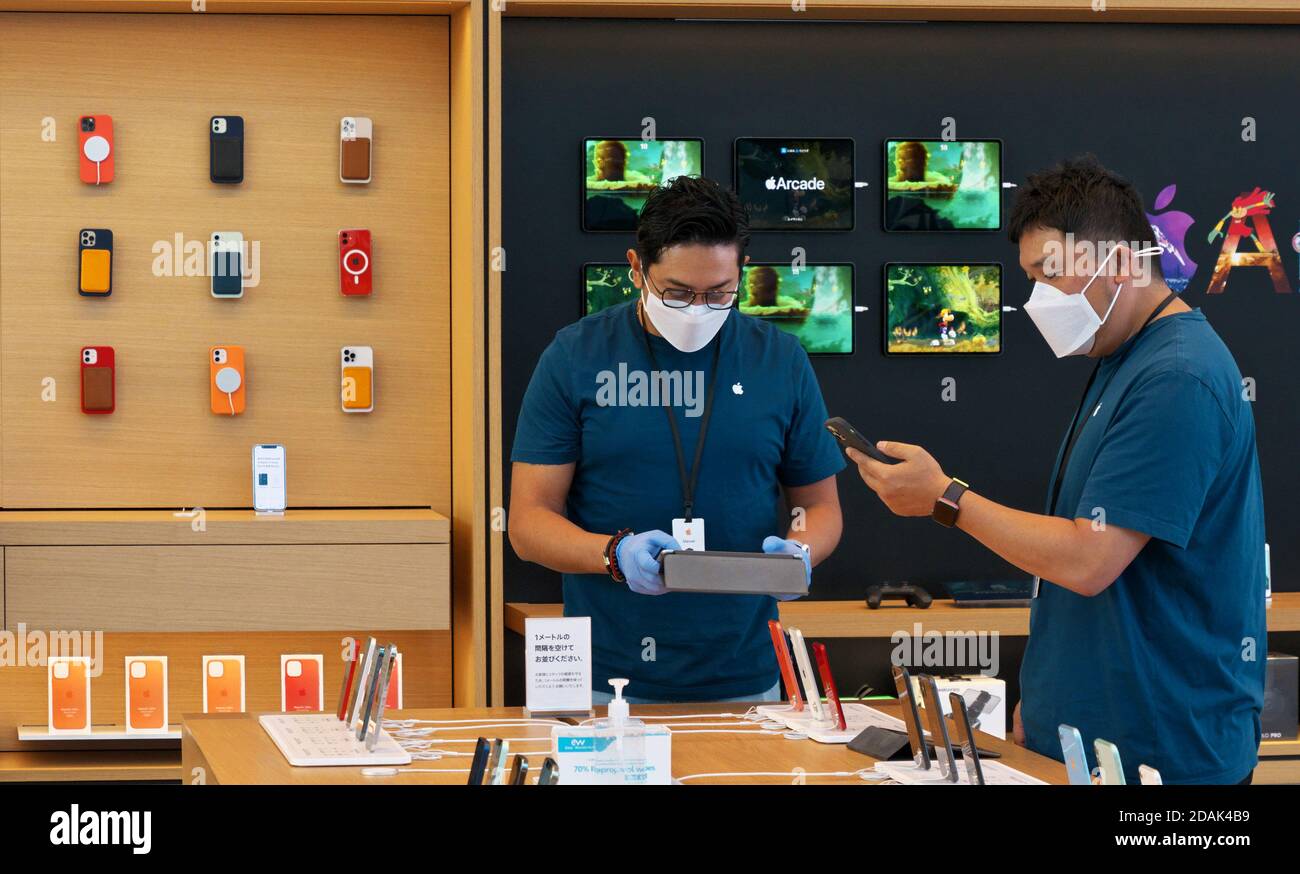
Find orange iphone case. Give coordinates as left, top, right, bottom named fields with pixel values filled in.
left=49, top=659, right=90, bottom=732
left=209, top=345, right=246, bottom=415
left=126, top=658, right=167, bottom=731
left=203, top=657, right=245, bottom=714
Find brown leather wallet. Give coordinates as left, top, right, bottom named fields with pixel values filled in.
left=341, top=138, right=371, bottom=181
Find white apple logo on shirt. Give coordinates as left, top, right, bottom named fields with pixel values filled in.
left=732, top=383, right=744, bottom=395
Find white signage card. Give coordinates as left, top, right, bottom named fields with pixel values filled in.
left=525, top=616, right=592, bottom=715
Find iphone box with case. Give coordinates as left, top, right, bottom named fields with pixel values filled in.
left=124, top=656, right=169, bottom=733
left=911, top=674, right=1007, bottom=740
left=1263, top=652, right=1298, bottom=741
left=203, top=655, right=247, bottom=714
left=281, top=654, right=325, bottom=712
left=48, top=657, right=92, bottom=734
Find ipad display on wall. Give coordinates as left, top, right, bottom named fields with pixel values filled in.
left=883, top=139, right=1002, bottom=232
left=734, top=138, right=855, bottom=231
left=584, top=261, right=854, bottom=355
left=582, top=137, right=704, bottom=232
left=583, top=262, right=639, bottom=316
left=740, top=263, right=854, bottom=354
left=884, top=262, right=1002, bottom=354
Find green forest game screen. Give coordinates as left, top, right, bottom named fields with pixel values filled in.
left=884, top=263, right=1002, bottom=354
left=883, top=139, right=1001, bottom=232
left=582, top=137, right=704, bottom=232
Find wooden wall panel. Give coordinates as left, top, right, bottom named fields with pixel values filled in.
left=0, top=629, right=452, bottom=752
left=0, top=13, right=450, bottom=509
left=5, top=543, right=449, bottom=631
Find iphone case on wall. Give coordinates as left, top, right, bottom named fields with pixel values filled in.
left=202, top=656, right=246, bottom=714
left=78, top=228, right=113, bottom=296
left=125, top=657, right=168, bottom=732
left=209, top=115, right=244, bottom=184
left=210, top=231, right=244, bottom=298
left=339, top=116, right=372, bottom=183
left=339, top=229, right=372, bottom=295
left=80, top=346, right=115, bottom=414
left=48, top=658, right=91, bottom=733
left=281, top=655, right=324, bottom=712
left=341, top=346, right=373, bottom=413
left=210, top=345, right=246, bottom=415
left=78, top=114, right=114, bottom=184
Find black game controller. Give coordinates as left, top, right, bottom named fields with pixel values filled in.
left=865, top=583, right=933, bottom=610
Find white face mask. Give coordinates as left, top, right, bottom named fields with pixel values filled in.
left=640, top=285, right=731, bottom=353
left=1023, top=245, right=1164, bottom=358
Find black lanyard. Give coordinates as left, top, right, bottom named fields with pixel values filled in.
left=1048, top=292, right=1178, bottom=516
left=638, top=305, right=722, bottom=522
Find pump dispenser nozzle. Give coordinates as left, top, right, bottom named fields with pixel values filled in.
left=607, top=678, right=630, bottom=727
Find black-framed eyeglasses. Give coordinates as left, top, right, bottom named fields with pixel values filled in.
left=642, top=270, right=739, bottom=310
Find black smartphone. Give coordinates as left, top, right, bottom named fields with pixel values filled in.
left=891, top=666, right=931, bottom=770
left=467, top=737, right=491, bottom=785
left=210, top=115, right=244, bottom=184
left=825, top=417, right=900, bottom=464
left=508, top=755, right=529, bottom=786
left=918, top=675, right=959, bottom=783
left=538, top=756, right=559, bottom=785
left=949, top=692, right=986, bottom=786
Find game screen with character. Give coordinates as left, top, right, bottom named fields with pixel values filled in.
left=884, top=263, right=1002, bottom=354
left=582, top=138, right=704, bottom=232
left=583, top=262, right=854, bottom=355
left=884, top=140, right=1001, bottom=232
left=739, top=263, right=854, bottom=353
left=734, top=138, right=855, bottom=230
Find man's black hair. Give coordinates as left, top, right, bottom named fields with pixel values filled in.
left=1008, top=154, right=1162, bottom=277
left=635, top=175, right=750, bottom=268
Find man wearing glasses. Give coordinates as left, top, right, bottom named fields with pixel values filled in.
left=509, top=176, right=844, bottom=704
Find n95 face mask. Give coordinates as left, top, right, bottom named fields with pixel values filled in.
left=641, top=287, right=731, bottom=353
left=1023, top=245, right=1164, bottom=358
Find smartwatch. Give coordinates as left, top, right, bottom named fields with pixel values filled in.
left=932, top=478, right=969, bottom=528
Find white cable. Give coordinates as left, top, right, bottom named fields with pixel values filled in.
left=675, top=768, right=880, bottom=782
left=669, top=729, right=785, bottom=736
left=385, top=717, right=567, bottom=726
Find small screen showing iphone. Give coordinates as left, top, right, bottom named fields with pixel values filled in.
left=252, top=444, right=286, bottom=512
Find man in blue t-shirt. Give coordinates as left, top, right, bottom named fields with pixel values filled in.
left=509, top=176, right=845, bottom=703
left=844, top=156, right=1266, bottom=784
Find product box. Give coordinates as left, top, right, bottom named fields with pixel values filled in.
left=1263, top=652, right=1298, bottom=741
left=124, top=656, right=169, bottom=733
left=911, top=674, right=1007, bottom=740
left=551, top=724, right=672, bottom=785
left=203, top=655, right=247, bottom=714
left=48, top=656, right=92, bottom=734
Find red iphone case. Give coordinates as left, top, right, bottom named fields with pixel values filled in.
left=78, top=115, right=114, bottom=184
left=339, top=229, right=372, bottom=296
left=80, top=346, right=115, bottom=414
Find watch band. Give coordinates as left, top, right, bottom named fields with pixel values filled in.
left=604, top=528, right=633, bottom=583
left=932, top=479, right=969, bottom=528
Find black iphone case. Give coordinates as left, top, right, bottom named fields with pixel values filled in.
left=210, top=116, right=244, bottom=184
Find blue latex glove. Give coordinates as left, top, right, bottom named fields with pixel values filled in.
left=616, top=530, right=681, bottom=596
left=762, top=535, right=811, bottom=601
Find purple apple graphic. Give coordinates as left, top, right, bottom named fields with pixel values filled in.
left=1147, top=184, right=1198, bottom=293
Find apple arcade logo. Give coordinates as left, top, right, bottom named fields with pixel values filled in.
left=595, top=364, right=709, bottom=417
left=765, top=175, right=825, bottom=192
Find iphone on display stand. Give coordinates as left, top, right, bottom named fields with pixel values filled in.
left=210, top=231, right=244, bottom=298
left=339, top=116, right=372, bottom=184
left=918, top=674, right=959, bottom=782
left=811, top=642, right=846, bottom=731
left=1058, top=724, right=1092, bottom=785
left=341, top=346, right=374, bottom=413
left=891, top=665, right=931, bottom=770
left=80, top=346, right=115, bottom=414
left=252, top=444, right=286, bottom=514
left=1138, top=764, right=1163, bottom=785
left=767, top=620, right=802, bottom=711
left=339, top=229, right=372, bottom=295
left=468, top=738, right=491, bottom=785
left=1094, top=738, right=1126, bottom=784
left=787, top=628, right=826, bottom=725
left=78, top=114, right=113, bottom=184
left=948, top=692, right=985, bottom=785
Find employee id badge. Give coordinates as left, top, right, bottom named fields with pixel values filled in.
left=672, top=518, right=706, bottom=551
